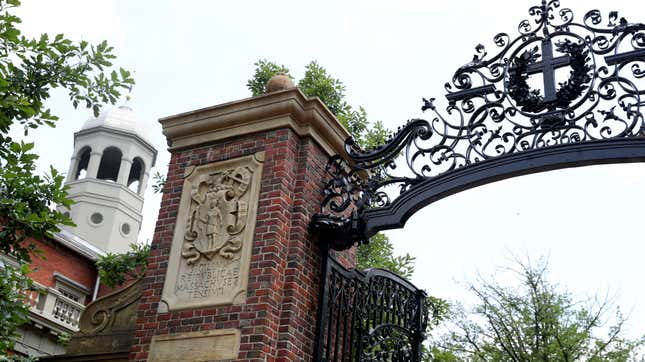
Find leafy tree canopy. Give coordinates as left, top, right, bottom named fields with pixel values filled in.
left=356, top=233, right=415, bottom=279
left=0, top=0, right=133, bottom=355
left=428, top=257, right=645, bottom=361
left=246, top=59, right=290, bottom=97
left=0, top=263, right=32, bottom=354
left=96, top=243, right=151, bottom=289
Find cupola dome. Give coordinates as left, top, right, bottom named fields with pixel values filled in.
left=81, top=104, right=151, bottom=143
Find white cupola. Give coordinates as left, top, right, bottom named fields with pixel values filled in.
left=60, top=104, right=157, bottom=253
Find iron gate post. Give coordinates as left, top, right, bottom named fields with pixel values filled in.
left=414, top=289, right=428, bottom=361
left=314, top=243, right=331, bottom=361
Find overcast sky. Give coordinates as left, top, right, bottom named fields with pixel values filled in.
left=15, top=0, right=645, bottom=339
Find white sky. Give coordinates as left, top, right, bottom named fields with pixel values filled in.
left=15, top=0, right=645, bottom=339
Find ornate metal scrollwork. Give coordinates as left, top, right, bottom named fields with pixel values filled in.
left=311, top=0, right=645, bottom=250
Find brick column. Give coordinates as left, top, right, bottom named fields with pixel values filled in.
left=130, top=88, right=355, bottom=362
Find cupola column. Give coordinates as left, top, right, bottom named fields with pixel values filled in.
left=86, top=151, right=103, bottom=179
left=138, top=171, right=150, bottom=196
left=117, top=158, right=133, bottom=186
left=66, top=156, right=78, bottom=182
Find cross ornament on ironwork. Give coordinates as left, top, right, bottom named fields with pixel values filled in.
left=533, top=0, right=571, bottom=103
left=525, top=36, right=571, bottom=103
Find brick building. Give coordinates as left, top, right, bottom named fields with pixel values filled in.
left=0, top=104, right=157, bottom=357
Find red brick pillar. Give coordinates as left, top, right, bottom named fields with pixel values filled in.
left=130, top=87, right=354, bottom=362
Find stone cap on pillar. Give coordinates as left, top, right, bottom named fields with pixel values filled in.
left=159, top=88, right=350, bottom=156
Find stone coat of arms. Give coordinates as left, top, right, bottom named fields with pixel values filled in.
left=162, top=152, right=263, bottom=310
left=181, top=166, right=251, bottom=265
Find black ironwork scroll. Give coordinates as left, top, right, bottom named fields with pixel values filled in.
left=314, top=256, right=428, bottom=362
left=311, top=0, right=645, bottom=250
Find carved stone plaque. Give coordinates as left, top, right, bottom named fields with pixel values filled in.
left=148, top=329, right=240, bottom=362
left=161, top=152, right=264, bottom=310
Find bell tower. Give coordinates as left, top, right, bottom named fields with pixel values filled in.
left=61, top=104, right=157, bottom=253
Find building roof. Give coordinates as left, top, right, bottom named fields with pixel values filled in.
left=53, top=229, right=106, bottom=261
left=81, top=104, right=153, bottom=145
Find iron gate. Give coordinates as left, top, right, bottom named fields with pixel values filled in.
left=314, top=255, right=428, bottom=362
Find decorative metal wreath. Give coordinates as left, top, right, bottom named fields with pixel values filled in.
left=508, top=40, right=592, bottom=114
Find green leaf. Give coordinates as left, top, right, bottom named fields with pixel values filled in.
left=9, top=142, right=19, bottom=153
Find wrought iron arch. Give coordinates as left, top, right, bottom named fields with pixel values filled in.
left=311, top=0, right=645, bottom=251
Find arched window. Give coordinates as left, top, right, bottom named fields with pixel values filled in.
left=127, top=157, right=144, bottom=193
left=75, top=147, right=91, bottom=180
left=97, top=147, right=122, bottom=182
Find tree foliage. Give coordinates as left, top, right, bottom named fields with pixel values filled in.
left=428, top=257, right=644, bottom=361
left=0, top=0, right=133, bottom=355
left=0, top=264, right=32, bottom=354
left=296, top=61, right=346, bottom=117
left=96, top=243, right=150, bottom=289
left=151, top=170, right=166, bottom=194
left=356, top=233, right=415, bottom=279
left=246, top=59, right=290, bottom=96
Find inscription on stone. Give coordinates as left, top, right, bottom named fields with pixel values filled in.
left=175, top=259, right=240, bottom=299
left=162, top=153, right=264, bottom=310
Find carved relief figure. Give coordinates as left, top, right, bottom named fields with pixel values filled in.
left=181, top=166, right=252, bottom=265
